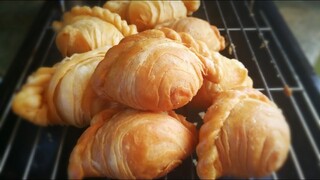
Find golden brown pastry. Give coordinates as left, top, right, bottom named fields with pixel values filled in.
left=182, top=0, right=201, bottom=15
left=196, top=88, right=290, bottom=179
left=52, top=6, right=137, bottom=57
left=11, top=67, right=55, bottom=126
left=102, top=0, right=130, bottom=19
left=188, top=52, right=253, bottom=111
left=12, top=46, right=120, bottom=127
left=103, top=0, right=200, bottom=31
left=157, top=17, right=225, bottom=52
left=68, top=108, right=197, bottom=179
left=92, top=28, right=219, bottom=111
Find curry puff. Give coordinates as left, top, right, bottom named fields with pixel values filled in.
left=53, top=6, right=137, bottom=57
left=196, top=88, right=290, bottom=179
left=103, top=0, right=200, bottom=31
left=12, top=46, right=121, bottom=127
left=92, top=28, right=218, bottom=111
left=68, top=108, right=197, bottom=179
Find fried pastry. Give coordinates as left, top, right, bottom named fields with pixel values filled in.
left=103, top=0, right=200, bottom=31
left=157, top=17, right=225, bottom=52
left=12, top=46, right=120, bottom=127
left=188, top=52, right=253, bottom=111
left=91, top=28, right=219, bottom=111
left=196, top=88, right=290, bottom=179
left=68, top=108, right=197, bottom=179
left=11, top=67, right=56, bottom=126
left=52, top=6, right=137, bottom=57
left=182, top=0, right=201, bottom=15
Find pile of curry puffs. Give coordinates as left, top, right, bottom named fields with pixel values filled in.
left=12, top=1, right=290, bottom=179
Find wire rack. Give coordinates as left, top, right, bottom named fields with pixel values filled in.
left=0, top=0, right=319, bottom=179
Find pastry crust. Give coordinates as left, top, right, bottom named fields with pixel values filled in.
left=68, top=108, right=197, bottom=179
left=53, top=6, right=137, bottom=57
left=157, top=17, right=225, bottom=52
left=92, top=28, right=217, bottom=111
left=102, top=0, right=131, bottom=20
left=188, top=52, right=253, bottom=111
left=104, top=0, right=200, bottom=31
left=196, top=88, right=290, bottom=179
left=12, top=46, right=119, bottom=127
left=12, top=67, right=56, bottom=126
left=182, top=0, right=201, bottom=15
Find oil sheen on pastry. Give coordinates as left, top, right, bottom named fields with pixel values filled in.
left=68, top=108, right=197, bottom=179
left=103, top=0, right=200, bottom=31
left=53, top=6, right=137, bottom=57
left=188, top=52, right=253, bottom=111
left=196, top=88, right=290, bottom=179
left=157, top=17, right=225, bottom=52
left=12, top=46, right=119, bottom=127
left=92, top=28, right=218, bottom=111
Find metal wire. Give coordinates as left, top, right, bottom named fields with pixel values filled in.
left=0, top=0, right=319, bottom=179
left=246, top=0, right=320, bottom=166
left=50, top=127, right=68, bottom=179
left=259, top=9, right=320, bottom=129
left=258, top=8, right=320, bottom=177
left=203, top=0, right=239, bottom=60
left=0, top=119, right=21, bottom=174
left=23, top=128, right=42, bottom=179
left=0, top=16, right=57, bottom=177
left=246, top=1, right=319, bottom=178
left=216, top=0, right=273, bottom=97
left=218, top=27, right=271, bottom=31
left=226, top=2, right=281, bottom=179
left=0, top=16, right=55, bottom=131
left=227, top=1, right=305, bottom=178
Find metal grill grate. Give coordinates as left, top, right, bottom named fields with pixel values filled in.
left=0, top=0, right=319, bottom=179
